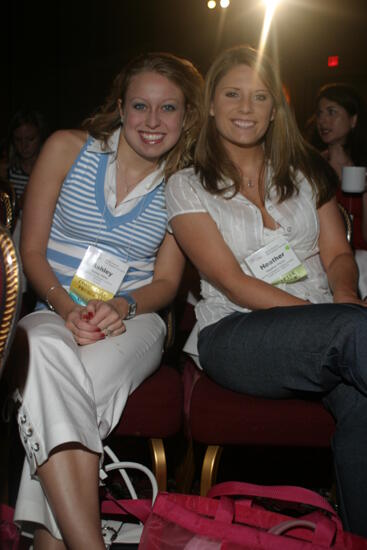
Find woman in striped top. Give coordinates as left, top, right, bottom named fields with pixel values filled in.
left=167, top=45, right=367, bottom=537
left=13, top=52, right=203, bottom=549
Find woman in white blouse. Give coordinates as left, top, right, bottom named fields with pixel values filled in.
left=166, top=45, right=367, bottom=538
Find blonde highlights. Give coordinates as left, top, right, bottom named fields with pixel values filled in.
left=82, top=52, right=204, bottom=181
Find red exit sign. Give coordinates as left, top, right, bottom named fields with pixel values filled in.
left=328, top=56, right=339, bottom=68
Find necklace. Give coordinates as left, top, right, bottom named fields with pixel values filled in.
left=244, top=177, right=254, bottom=188
left=116, top=158, right=135, bottom=199
left=115, top=157, right=157, bottom=202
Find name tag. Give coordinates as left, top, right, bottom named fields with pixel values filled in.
left=69, top=246, right=128, bottom=305
left=245, top=237, right=307, bottom=285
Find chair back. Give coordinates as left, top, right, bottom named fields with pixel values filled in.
left=337, top=202, right=353, bottom=244
left=0, top=178, right=17, bottom=233
left=0, top=226, right=22, bottom=377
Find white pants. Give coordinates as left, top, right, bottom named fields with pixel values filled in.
left=355, top=249, right=367, bottom=300
left=13, top=309, right=166, bottom=539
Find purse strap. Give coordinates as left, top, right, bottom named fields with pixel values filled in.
left=208, top=481, right=337, bottom=517
left=101, top=493, right=151, bottom=523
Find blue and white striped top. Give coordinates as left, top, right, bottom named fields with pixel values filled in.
left=8, top=165, right=29, bottom=201
left=46, top=130, right=167, bottom=298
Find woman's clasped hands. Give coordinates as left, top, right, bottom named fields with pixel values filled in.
left=65, top=299, right=126, bottom=345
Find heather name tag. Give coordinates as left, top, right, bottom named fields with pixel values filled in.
left=245, top=236, right=307, bottom=285
left=69, top=246, right=128, bottom=305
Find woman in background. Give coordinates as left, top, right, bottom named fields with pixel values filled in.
left=0, top=109, right=48, bottom=307
left=0, top=108, right=48, bottom=208
left=308, top=83, right=367, bottom=297
left=167, top=44, right=367, bottom=537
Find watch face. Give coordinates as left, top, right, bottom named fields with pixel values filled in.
left=127, top=302, right=137, bottom=319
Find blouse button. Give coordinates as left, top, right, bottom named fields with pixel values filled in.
left=32, top=443, right=40, bottom=452
left=20, top=415, right=27, bottom=424
left=25, top=427, right=33, bottom=436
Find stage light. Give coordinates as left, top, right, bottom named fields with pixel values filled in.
left=207, top=0, right=216, bottom=8
left=220, top=0, right=230, bottom=7
left=263, top=0, right=280, bottom=9
left=258, top=0, right=280, bottom=56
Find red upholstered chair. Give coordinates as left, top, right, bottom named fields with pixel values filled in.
left=106, top=308, right=183, bottom=492
left=181, top=301, right=336, bottom=497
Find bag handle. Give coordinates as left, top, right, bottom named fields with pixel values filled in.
left=269, top=518, right=337, bottom=547
left=208, top=481, right=337, bottom=517
left=101, top=494, right=151, bottom=523
left=102, top=445, right=158, bottom=502
left=100, top=445, right=158, bottom=524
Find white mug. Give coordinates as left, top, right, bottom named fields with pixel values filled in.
left=341, top=166, right=366, bottom=193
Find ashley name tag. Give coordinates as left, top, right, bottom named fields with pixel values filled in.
left=69, top=246, right=128, bottom=305
left=245, top=236, right=307, bottom=285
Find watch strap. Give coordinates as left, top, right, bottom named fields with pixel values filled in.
left=121, top=292, right=137, bottom=319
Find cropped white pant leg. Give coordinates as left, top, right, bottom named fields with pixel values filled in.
left=355, top=249, right=367, bottom=300
left=13, top=309, right=166, bottom=538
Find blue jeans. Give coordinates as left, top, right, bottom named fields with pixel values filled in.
left=198, top=303, right=367, bottom=537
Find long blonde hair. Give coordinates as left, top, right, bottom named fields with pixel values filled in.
left=195, top=45, right=337, bottom=206
left=82, top=52, right=204, bottom=181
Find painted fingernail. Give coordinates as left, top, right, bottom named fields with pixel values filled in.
left=82, top=314, right=89, bottom=320
left=100, top=333, right=105, bottom=339
left=88, top=312, right=94, bottom=319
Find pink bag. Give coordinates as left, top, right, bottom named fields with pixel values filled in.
left=0, top=504, right=20, bottom=550
left=138, top=481, right=367, bottom=549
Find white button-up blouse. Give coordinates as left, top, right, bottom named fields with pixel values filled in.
left=166, top=166, right=333, bottom=332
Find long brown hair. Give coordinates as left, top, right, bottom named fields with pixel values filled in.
left=7, top=109, right=48, bottom=170
left=195, top=45, right=337, bottom=206
left=307, top=83, right=367, bottom=167
left=82, top=52, right=204, bottom=181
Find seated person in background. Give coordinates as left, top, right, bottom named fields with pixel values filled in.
left=166, top=44, right=367, bottom=538
left=0, top=109, right=48, bottom=308
left=306, top=83, right=367, bottom=297
left=12, top=52, right=203, bottom=550
left=0, top=108, right=48, bottom=209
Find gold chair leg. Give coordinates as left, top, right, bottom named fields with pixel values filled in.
left=200, top=445, right=223, bottom=496
left=149, top=438, right=167, bottom=492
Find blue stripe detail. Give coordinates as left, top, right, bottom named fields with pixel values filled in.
left=47, top=248, right=82, bottom=269
left=47, top=134, right=167, bottom=294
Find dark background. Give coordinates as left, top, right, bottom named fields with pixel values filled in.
left=2, top=0, right=367, bottom=138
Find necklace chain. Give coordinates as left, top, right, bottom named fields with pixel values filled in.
left=116, top=157, right=156, bottom=200
left=116, top=158, right=135, bottom=198
left=244, top=177, right=254, bottom=188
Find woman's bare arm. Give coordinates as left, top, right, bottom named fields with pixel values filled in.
left=318, top=197, right=364, bottom=305
left=21, top=130, right=85, bottom=317
left=170, top=211, right=309, bottom=311
left=105, top=232, right=186, bottom=320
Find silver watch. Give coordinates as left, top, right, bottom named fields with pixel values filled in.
left=123, top=293, right=137, bottom=320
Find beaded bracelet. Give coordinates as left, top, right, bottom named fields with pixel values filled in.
left=45, top=285, right=62, bottom=311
